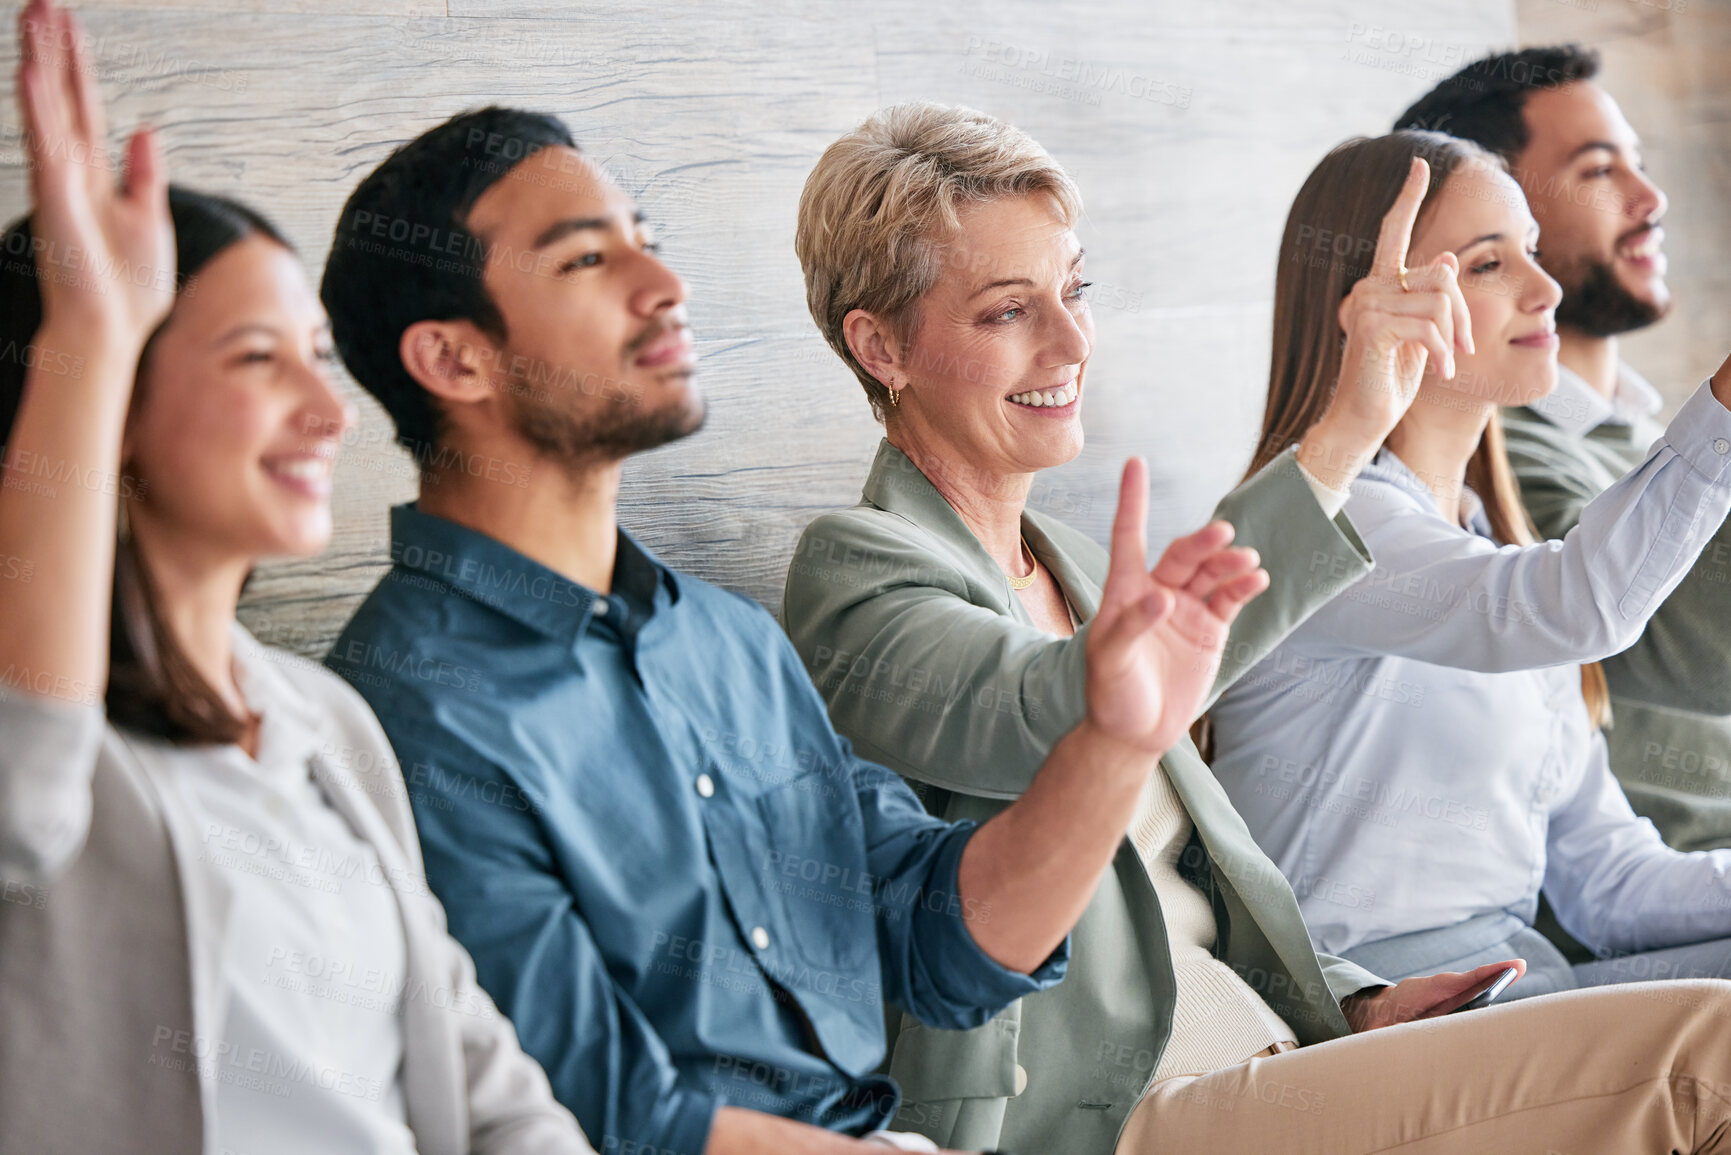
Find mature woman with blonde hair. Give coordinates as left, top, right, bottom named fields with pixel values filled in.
left=1208, top=129, right=1731, bottom=994
left=782, top=103, right=1731, bottom=1155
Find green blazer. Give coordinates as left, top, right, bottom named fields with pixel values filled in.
left=1504, top=404, right=1731, bottom=852
left=781, top=440, right=1385, bottom=1154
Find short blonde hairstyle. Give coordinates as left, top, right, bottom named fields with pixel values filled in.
left=795, top=102, right=1083, bottom=421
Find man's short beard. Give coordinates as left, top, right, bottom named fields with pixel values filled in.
left=510, top=378, right=705, bottom=471
left=1552, top=255, right=1670, bottom=338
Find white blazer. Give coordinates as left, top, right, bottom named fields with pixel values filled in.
left=0, top=624, right=593, bottom=1155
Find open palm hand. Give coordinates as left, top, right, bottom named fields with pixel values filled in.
left=1084, top=458, right=1269, bottom=756
left=17, top=0, right=172, bottom=347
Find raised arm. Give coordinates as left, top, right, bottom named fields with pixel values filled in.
left=1293, top=156, right=1474, bottom=496
left=0, top=0, right=172, bottom=689
left=783, top=163, right=1471, bottom=800
left=0, top=0, right=172, bottom=875
left=956, top=458, right=1268, bottom=972
left=783, top=447, right=1369, bottom=801
left=1507, top=365, right=1731, bottom=715
left=1295, top=369, right=1731, bottom=672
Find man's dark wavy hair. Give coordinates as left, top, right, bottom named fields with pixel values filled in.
left=320, top=107, right=576, bottom=458
left=1394, top=45, right=1601, bottom=164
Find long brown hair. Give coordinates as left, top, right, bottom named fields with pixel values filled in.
left=1246, top=130, right=1608, bottom=729
left=0, top=189, right=293, bottom=745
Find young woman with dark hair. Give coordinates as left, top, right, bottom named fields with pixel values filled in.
left=0, top=3, right=594, bottom=1151
left=1209, top=128, right=1731, bottom=994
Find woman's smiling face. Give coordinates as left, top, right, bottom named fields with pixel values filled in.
left=1408, top=161, right=1565, bottom=412
left=125, top=236, right=352, bottom=562
left=889, top=193, right=1094, bottom=482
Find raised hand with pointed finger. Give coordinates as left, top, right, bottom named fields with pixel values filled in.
left=1297, top=155, right=1475, bottom=495
left=1084, top=457, right=1270, bottom=757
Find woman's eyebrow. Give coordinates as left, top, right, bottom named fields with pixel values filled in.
left=968, top=249, right=1086, bottom=299
left=212, top=322, right=279, bottom=346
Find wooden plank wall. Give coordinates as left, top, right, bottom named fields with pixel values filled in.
left=0, top=0, right=1527, bottom=657
left=1517, top=0, right=1731, bottom=415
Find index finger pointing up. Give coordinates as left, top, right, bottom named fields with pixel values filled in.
left=1372, top=155, right=1431, bottom=284
left=1105, top=456, right=1151, bottom=603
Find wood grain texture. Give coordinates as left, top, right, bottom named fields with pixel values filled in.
left=0, top=0, right=1522, bottom=658
left=1517, top=0, right=1731, bottom=417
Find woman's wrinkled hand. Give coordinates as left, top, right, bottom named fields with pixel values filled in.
left=1083, top=457, right=1269, bottom=757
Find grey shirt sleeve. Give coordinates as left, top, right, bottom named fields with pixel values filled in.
left=0, top=688, right=104, bottom=881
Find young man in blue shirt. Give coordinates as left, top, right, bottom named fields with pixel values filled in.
left=319, top=107, right=1274, bottom=1155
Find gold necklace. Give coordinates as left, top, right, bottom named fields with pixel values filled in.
left=1006, top=534, right=1039, bottom=591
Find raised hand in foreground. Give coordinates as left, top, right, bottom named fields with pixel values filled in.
left=1085, top=456, right=1268, bottom=755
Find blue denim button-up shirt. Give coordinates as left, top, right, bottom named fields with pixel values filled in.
left=327, top=505, right=1065, bottom=1155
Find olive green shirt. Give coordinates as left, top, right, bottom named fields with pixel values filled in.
left=1505, top=364, right=1731, bottom=851
left=780, top=441, right=1384, bottom=1153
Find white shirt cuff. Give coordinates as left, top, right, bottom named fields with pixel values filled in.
left=1296, top=457, right=1351, bottom=520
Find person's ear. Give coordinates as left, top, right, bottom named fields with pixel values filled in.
left=398, top=319, right=499, bottom=406
left=842, top=308, right=904, bottom=389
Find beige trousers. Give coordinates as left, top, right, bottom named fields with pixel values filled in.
left=1118, top=982, right=1731, bottom=1154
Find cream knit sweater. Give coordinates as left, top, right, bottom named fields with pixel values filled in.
left=1129, top=769, right=1297, bottom=1079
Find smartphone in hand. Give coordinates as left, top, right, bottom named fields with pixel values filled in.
left=1450, top=966, right=1520, bottom=1014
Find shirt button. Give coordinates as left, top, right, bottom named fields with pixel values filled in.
left=695, top=774, right=715, bottom=798
left=751, top=926, right=770, bottom=950
left=1014, top=1064, right=1028, bottom=1095
left=1715, top=438, right=1730, bottom=455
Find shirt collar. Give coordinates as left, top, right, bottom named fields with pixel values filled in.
left=386, top=502, right=678, bottom=648
left=1527, top=361, right=1663, bottom=438
left=229, top=621, right=329, bottom=772
left=1366, top=448, right=1496, bottom=540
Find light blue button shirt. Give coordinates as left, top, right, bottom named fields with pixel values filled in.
left=1211, top=379, right=1731, bottom=958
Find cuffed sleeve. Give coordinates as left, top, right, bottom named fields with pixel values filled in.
left=851, top=757, right=1066, bottom=1027
left=1208, top=447, right=1373, bottom=701
left=1313, top=953, right=1389, bottom=1006
left=1295, top=458, right=1351, bottom=520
